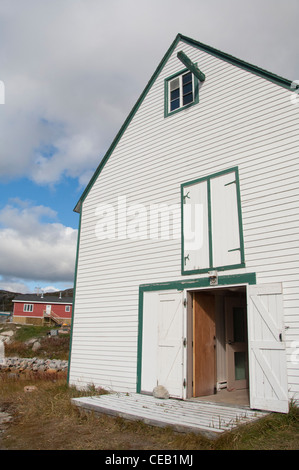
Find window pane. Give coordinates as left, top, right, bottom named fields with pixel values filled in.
left=170, top=98, right=180, bottom=111
left=183, top=93, right=193, bottom=106
left=170, top=77, right=180, bottom=91
left=234, top=352, right=246, bottom=380
left=171, top=88, right=180, bottom=100
left=183, top=82, right=192, bottom=95
left=182, top=72, right=192, bottom=85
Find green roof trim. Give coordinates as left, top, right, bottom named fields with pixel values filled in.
left=177, top=51, right=205, bottom=82
left=179, top=34, right=293, bottom=90
left=74, top=33, right=293, bottom=213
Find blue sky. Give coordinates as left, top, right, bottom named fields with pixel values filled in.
left=2, top=176, right=79, bottom=228
left=0, top=0, right=298, bottom=294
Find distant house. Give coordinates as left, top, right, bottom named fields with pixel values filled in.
left=12, top=294, right=73, bottom=326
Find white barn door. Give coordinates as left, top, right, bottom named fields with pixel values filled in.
left=157, top=291, right=185, bottom=399
left=141, top=290, right=185, bottom=399
left=247, top=283, right=289, bottom=413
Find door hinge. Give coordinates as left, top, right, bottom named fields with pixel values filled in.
left=183, top=379, right=186, bottom=388
left=183, top=337, right=187, bottom=347
left=183, top=298, right=187, bottom=307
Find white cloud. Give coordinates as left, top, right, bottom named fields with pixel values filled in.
left=0, top=201, right=77, bottom=286
left=40, top=286, right=59, bottom=293
left=0, top=0, right=298, bottom=292
left=0, top=0, right=298, bottom=187
left=0, top=277, right=30, bottom=294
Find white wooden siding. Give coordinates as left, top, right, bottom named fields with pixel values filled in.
left=69, top=39, right=299, bottom=402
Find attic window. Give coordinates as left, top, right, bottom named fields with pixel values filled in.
left=165, top=68, right=199, bottom=117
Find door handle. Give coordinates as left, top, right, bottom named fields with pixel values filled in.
left=228, top=340, right=234, bottom=345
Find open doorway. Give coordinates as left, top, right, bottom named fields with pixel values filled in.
left=188, top=286, right=249, bottom=406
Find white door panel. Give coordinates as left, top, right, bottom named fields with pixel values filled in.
left=141, top=290, right=184, bottom=399
left=157, top=291, right=184, bottom=398
left=247, top=283, right=288, bottom=413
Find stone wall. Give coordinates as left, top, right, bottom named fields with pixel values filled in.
left=0, top=357, right=68, bottom=373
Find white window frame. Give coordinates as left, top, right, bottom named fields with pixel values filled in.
left=164, top=68, right=199, bottom=117
left=23, top=304, right=33, bottom=312
left=65, top=305, right=71, bottom=312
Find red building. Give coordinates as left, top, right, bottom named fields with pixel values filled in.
left=12, top=294, right=73, bottom=326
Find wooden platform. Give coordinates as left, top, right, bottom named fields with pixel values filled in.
left=72, top=392, right=268, bottom=437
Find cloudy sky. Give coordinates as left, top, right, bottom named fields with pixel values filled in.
left=0, top=0, right=298, bottom=294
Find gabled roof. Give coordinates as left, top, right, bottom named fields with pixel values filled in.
left=13, top=294, right=73, bottom=304
left=74, top=33, right=294, bottom=213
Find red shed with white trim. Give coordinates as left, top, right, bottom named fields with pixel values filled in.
left=12, top=294, right=73, bottom=326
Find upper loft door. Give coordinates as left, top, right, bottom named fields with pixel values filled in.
left=247, top=283, right=289, bottom=413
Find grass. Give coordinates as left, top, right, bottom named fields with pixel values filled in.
left=1, top=324, right=298, bottom=450
left=5, top=335, right=70, bottom=360
left=2, top=323, right=70, bottom=360
left=0, top=372, right=298, bottom=451
left=12, top=324, right=52, bottom=342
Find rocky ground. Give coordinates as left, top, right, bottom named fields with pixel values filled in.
left=0, top=322, right=70, bottom=440
left=0, top=322, right=70, bottom=373
left=1, top=356, right=68, bottom=373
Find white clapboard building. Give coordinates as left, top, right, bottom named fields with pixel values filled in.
left=68, top=34, right=299, bottom=414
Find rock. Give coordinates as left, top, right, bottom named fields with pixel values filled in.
left=0, top=357, right=68, bottom=373
left=24, top=385, right=38, bottom=392
left=0, top=340, right=5, bottom=365
left=1, top=330, right=14, bottom=337
left=153, top=385, right=169, bottom=399
left=46, top=368, right=58, bottom=375
left=32, top=341, right=41, bottom=352
left=0, top=411, right=12, bottom=425
left=0, top=335, right=11, bottom=344
left=25, top=338, right=38, bottom=346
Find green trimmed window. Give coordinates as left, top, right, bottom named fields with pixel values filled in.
left=181, top=167, right=245, bottom=274
left=165, top=68, right=199, bottom=117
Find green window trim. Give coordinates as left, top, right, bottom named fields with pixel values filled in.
left=164, top=67, right=200, bottom=118
left=181, top=167, right=245, bottom=275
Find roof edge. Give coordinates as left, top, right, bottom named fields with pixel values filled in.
left=179, top=34, right=293, bottom=91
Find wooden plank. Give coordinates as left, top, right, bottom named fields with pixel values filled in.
left=193, top=293, right=216, bottom=397
left=72, top=393, right=267, bottom=437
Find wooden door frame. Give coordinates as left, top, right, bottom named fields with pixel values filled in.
left=185, top=284, right=248, bottom=400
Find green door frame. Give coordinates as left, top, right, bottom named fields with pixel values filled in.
left=136, top=272, right=256, bottom=393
